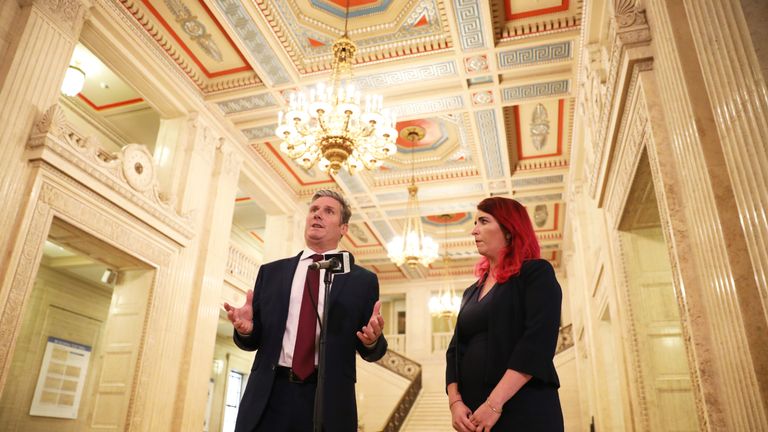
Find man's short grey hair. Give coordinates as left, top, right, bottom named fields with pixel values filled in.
left=311, top=189, right=352, bottom=225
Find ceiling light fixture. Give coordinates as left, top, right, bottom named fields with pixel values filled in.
left=274, top=0, right=398, bottom=175
left=61, top=65, right=85, bottom=97
left=386, top=126, right=438, bottom=268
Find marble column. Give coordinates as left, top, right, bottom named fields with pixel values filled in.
left=739, top=0, right=768, bottom=80
left=646, top=0, right=768, bottom=428
left=682, top=0, right=768, bottom=422
left=263, top=213, right=299, bottom=262
left=405, top=286, right=430, bottom=359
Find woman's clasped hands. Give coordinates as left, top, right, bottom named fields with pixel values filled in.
left=450, top=399, right=501, bottom=432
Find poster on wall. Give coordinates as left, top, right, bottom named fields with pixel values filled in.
left=29, top=337, right=91, bottom=419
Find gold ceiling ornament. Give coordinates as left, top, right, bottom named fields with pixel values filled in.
left=274, top=1, right=397, bottom=175
left=386, top=126, right=439, bottom=268
left=428, top=214, right=462, bottom=317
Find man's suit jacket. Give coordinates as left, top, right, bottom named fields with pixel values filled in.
left=233, top=251, right=387, bottom=432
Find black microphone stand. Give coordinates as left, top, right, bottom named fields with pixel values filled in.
left=313, top=269, right=334, bottom=432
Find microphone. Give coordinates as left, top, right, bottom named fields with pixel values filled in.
left=308, top=251, right=353, bottom=274
left=309, top=258, right=340, bottom=271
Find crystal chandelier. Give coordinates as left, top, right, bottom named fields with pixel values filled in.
left=386, top=127, right=439, bottom=268
left=428, top=214, right=461, bottom=317
left=274, top=3, right=398, bottom=175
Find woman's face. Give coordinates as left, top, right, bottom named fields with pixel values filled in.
left=471, top=209, right=508, bottom=260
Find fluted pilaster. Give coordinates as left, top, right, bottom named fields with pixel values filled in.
left=647, top=0, right=768, bottom=428
left=0, top=0, right=88, bottom=282
left=145, top=115, right=245, bottom=431
left=684, top=0, right=768, bottom=340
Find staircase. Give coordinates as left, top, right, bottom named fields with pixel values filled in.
left=400, top=391, right=453, bottom=431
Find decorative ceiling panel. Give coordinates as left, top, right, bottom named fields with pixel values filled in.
left=107, top=0, right=584, bottom=278
left=515, top=99, right=564, bottom=160
left=505, top=0, right=569, bottom=20
left=253, top=0, right=452, bottom=74
left=217, top=93, right=277, bottom=114
left=345, top=222, right=382, bottom=248
left=504, top=98, right=573, bottom=172
left=494, top=0, right=582, bottom=40
left=452, top=0, right=487, bottom=50
left=475, top=109, right=506, bottom=180
left=121, top=0, right=263, bottom=92
left=213, top=0, right=293, bottom=85
left=351, top=61, right=458, bottom=90
left=497, top=41, right=572, bottom=69
left=389, top=95, right=465, bottom=118
left=501, top=79, right=570, bottom=103
left=250, top=142, right=335, bottom=192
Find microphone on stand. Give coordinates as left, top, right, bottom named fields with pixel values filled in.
left=308, top=251, right=353, bottom=274
left=308, top=258, right=340, bottom=271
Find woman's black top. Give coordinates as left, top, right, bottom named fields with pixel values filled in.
left=446, top=259, right=564, bottom=431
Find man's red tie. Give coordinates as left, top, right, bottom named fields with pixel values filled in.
left=292, top=254, right=323, bottom=380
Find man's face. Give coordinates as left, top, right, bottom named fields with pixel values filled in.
left=304, top=196, right=348, bottom=252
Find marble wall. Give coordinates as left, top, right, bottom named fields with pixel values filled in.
left=565, top=0, right=768, bottom=430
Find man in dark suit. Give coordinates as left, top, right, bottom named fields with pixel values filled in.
left=223, top=189, right=386, bottom=432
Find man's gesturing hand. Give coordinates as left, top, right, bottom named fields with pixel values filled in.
left=356, top=300, right=384, bottom=347
left=223, top=289, right=254, bottom=336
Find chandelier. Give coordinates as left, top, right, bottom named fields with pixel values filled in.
left=274, top=3, right=398, bottom=175
left=386, top=127, right=439, bottom=268
left=428, top=214, right=462, bottom=317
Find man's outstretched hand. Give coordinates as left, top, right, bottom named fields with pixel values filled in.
left=223, top=289, right=254, bottom=336
left=357, top=300, right=384, bottom=348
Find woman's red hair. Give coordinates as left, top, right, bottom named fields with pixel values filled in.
left=474, top=197, right=541, bottom=283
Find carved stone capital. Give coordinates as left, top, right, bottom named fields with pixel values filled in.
left=20, top=0, right=91, bottom=38
left=614, top=0, right=644, bottom=27
left=613, top=0, right=651, bottom=44
left=219, top=144, right=242, bottom=180
left=31, top=104, right=68, bottom=139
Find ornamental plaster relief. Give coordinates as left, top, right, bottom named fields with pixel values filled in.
left=614, top=0, right=646, bottom=29
left=97, top=0, right=204, bottom=102
left=27, top=104, right=194, bottom=242
left=0, top=199, right=49, bottom=387
left=0, top=169, right=180, bottom=402
left=578, top=45, right=608, bottom=150
left=220, top=143, right=243, bottom=181
left=584, top=0, right=652, bottom=200
left=116, top=0, right=261, bottom=93
left=602, top=88, right=654, bottom=427
left=187, top=116, right=219, bottom=164
left=38, top=179, right=173, bottom=267
left=604, top=61, right=652, bottom=228
left=21, top=0, right=89, bottom=38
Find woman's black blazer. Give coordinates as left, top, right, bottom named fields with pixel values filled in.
left=446, top=258, right=562, bottom=389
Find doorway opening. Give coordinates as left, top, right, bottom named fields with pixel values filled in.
left=0, top=218, right=153, bottom=432
left=618, top=150, right=697, bottom=431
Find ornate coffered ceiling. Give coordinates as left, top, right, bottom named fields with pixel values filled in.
left=89, top=0, right=583, bottom=280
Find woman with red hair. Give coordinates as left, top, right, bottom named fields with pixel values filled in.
left=445, top=197, right=563, bottom=431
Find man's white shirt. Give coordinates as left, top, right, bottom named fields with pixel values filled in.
left=278, top=248, right=338, bottom=368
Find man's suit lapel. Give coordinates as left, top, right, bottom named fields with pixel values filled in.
left=328, top=271, right=350, bottom=306
left=276, top=252, right=303, bottom=328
